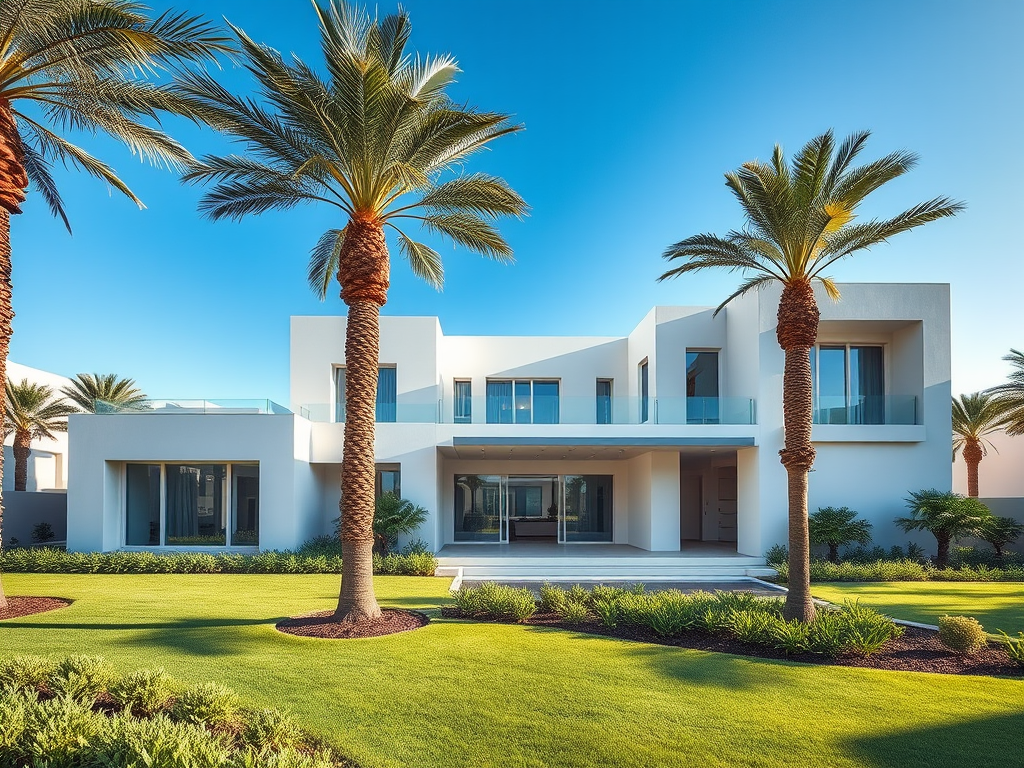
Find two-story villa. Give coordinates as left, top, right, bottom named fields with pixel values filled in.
left=67, top=282, right=952, bottom=573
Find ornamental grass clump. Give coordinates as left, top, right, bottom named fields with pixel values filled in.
left=171, top=682, right=240, bottom=728
left=996, top=631, right=1024, bottom=668
left=938, top=615, right=988, bottom=654
left=109, top=668, right=173, bottom=717
left=449, top=583, right=536, bottom=622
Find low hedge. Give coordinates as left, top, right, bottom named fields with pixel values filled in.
left=0, top=655, right=353, bottom=767
left=0, top=541, right=437, bottom=577
left=449, top=583, right=904, bottom=657
left=773, top=558, right=1024, bottom=583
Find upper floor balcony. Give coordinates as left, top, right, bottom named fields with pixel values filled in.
left=812, top=395, right=918, bottom=426
left=299, top=396, right=757, bottom=426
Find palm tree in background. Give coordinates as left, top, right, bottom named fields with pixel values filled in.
left=4, top=378, right=75, bottom=491
left=660, top=130, right=962, bottom=621
left=952, top=392, right=1008, bottom=497
left=0, top=0, right=230, bottom=609
left=991, top=349, right=1024, bottom=435
left=176, top=1, right=526, bottom=623
left=61, top=373, right=148, bottom=413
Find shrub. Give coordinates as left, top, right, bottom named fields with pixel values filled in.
left=765, top=544, right=788, bottom=567
left=837, top=600, right=904, bottom=656
left=92, top=713, right=233, bottom=768
left=938, top=615, right=988, bottom=654
left=538, top=584, right=566, bottom=614
left=0, top=655, right=56, bottom=689
left=996, top=631, right=1024, bottom=668
left=809, top=507, right=873, bottom=563
left=560, top=599, right=591, bottom=624
left=731, top=610, right=776, bottom=645
left=592, top=599, right=619, bottom=628
left=771, top=619, right=812, bottom=654
left=0, top=544, right=436, bottom=576
left=31, top=522, right=55, bottom=543
left=49, top=655, right=115, bottom=703
left=171, top=682, right=240, bottom=727
left=241, top=707, right=301, bottom=751
left=110, top=668, right=173, bottom=716
left=449, top=583, right=536, bottom=622
left=23, top=692, right=106, bottom=766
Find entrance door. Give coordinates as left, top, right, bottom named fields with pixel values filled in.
left=716, top=466, right=738, bottom=543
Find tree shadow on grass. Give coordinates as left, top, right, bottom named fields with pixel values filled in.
left=845, top=710, right=1024, bottom=768
left=1, top=616, right=282, bottom=657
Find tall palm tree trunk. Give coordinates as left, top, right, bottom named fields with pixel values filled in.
left=777, top=280, right=819, bottom=623
left=13, top=429, right=30, bottom=492
left=935, top=533, right=951, bottom=569
left=335, top=219, right=389, bottom=623
left=962, top=439, right=982, bottom=498
left=0, top=209, right=15, bottom=611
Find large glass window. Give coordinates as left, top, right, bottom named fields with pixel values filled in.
left=125, top=463, right=161, bottom=545
left=596, top=379, right=612, bottom=424
left=125, top=462, right=259, bottom=547
left=454, top=475, right=503, bottom=541
left=486, top=380, right=559, bottom=424
left=812, top=344, right=885, bottom=424
left=166, top=464, right=226, bottom=546
left=639, top=360, right=649, bottom=423
left=686, top=350, right=720, bottom=424
left=563, top=475, right=613, bottom=542
left=454, top=380, right=472, bottom=424
left=335, top=366, right=397, bottom=423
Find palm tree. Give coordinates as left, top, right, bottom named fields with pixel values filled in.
left=176, top=2, right=526, bottom=624
left=990, top=349, right=1024, bottom=435
left=979, top=516, right=1023, bottom=560
left=4, top=378, right=75, bottom=491
left=61, top=373, right=148, bottom=413
left=660, top=130, right=962, bottom=621
left=896, top=489, right=991, bottom=568
left=0, top=0, right=230, bottom=610
left=373, top=493, right=427, bottom=555
left=952, top=392, right=1008, bottom=497
left=808, top=506, right=872, bottom=563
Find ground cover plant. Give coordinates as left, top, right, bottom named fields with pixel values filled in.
left=0, top=539, right=436, bottom=576
left=2, top=573, right=1023, bottom=768
left=810, top=582, right=1024, bottom=634
left=0, top=654, right=350, bottom=767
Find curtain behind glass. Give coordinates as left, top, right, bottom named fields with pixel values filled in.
left=532, top=381, right=559, bottom=424
left=596, top=380, right=612, bottom=424
left=454, top=381, right=472, bottom=423
left=166, top=465, right=200, bottom=541
left=486, top=381, right=512, bottom=423
left=125, top=464, right=160, bottom=545
left=335, top=368, right=346, bottom=422
left=851, top=346, right=884, bottom=424
left=376, top=367, right=397, bottom=422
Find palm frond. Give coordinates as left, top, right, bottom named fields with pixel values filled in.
left=417, top=210, right=513, bottom=260
left=307, top=228, right=346, bottom=301
left=20, top=139, right=69, bottom=232
left=393, top=226, right=443, bottom=288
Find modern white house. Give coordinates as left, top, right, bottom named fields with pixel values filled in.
left=66, top=281, right=952, bottom=571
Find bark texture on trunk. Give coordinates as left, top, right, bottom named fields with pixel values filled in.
left=0, top=99, right=28, bottom=215
left=963, top=439, right=982, bottom=498
left=776, top=279, right=819, bottom=623
left=936, top=534, right=950, bottom=569
left=828, top=543, right=839, bottom=563
left=0, top=209, right=14, bottom=610
left=334, top=218, right=388, bottom=623
left=13, top=430, right=30, bottom=492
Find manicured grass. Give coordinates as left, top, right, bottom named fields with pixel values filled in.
left=812, top=582, right=1024, bottom=634
left=1, top=574, right=1022, bottom=768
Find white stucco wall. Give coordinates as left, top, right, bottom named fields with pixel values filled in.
left=953, top=430, right=1024, bottom=498
left=4, top=361, right=73, bottom=491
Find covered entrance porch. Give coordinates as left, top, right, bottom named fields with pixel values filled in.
left=438, top=436, right=758, bottom=555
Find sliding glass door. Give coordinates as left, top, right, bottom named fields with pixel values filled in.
left=562, top=475, right=613, bottom=542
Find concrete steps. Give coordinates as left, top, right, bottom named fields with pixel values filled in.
left=435, top=556, right=777, bottom=582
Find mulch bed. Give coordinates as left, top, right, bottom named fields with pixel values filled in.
left=276, top=608, right=429, bottom=639
left=0, top=597, right=72, bottom=620
left=441, top=608, right=1023, bottom=677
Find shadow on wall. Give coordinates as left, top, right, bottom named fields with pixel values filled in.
left=3, top=491, right=67, bottom=545
left=961, top=498, right=1024, bottom=556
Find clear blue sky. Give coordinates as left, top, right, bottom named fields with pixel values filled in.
left=9, top=0, right=1023, bottom=405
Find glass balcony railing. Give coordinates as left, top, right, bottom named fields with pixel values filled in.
left=298, top=396, right=756, bottom=425
left=94, top=399, right=291, bottom=415
left=812, top=395, right=918, bottom=426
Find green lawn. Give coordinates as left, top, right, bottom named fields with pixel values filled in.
left=1, top=574, right=1021, bottom=768
left=812, top=582, right=1024, bottom=634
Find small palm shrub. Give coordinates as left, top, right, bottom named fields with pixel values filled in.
left=809, top=507, right=873, bottom=563
left=938, top=615, right=988, bottom=654
left=996, top=631, right=1024, bottom=668
left=109, top=668, right=173, bottom=716
left=770, top=619, right=813, bottom=655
